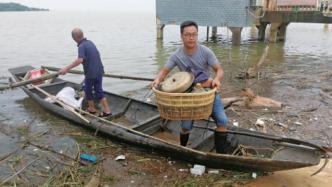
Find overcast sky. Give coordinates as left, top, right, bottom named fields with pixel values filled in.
left=0, top=0, right=156, bottom=12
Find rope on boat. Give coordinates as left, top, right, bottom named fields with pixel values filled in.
left=311, top=149, right=329, bottom=176
left=231, top=144, right=275, bottom=157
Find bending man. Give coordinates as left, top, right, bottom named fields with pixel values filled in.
left=59, top=28, right=112, bottom=117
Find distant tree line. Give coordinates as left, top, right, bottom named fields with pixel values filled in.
left=0, top=2, right=49, bottom=12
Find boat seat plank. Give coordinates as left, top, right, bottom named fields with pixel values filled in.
left=111, top=99, right=132, bottom=119
left=132, top=115, right=161, bottom=130
left=188, top=133, right=214, bottom=150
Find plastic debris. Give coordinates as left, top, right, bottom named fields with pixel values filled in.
left=249, top=128, right=256, bottom=131
left=233, top=122, right=239, bottom=127
left=179, top=168, right=189, bottom=172
left=255, top=119, right=265, bottom=126
left=252, top=172, right=257, bottom=179
left=276, top=122, right=288, bottom=128
left=55, top=87, right=84, bottom=108
left=294, top=121, right=303, bottom=126
left=287, top=112, right=298, bottom=117
left=36, top=123, right=44, bottom=127
left=168, top=160, right=175, bottom=165
left=190, top=164, right=206, bottom=176
left=146, top=98, right=151, bottom=102
left=115, top=155, right=126, bottom=161
left=80, top=153, right=97, bottom=163
left=208, top=170, right=219, bottom=174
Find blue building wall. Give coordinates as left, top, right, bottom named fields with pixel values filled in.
left=156, top=0, right=253, bottom=27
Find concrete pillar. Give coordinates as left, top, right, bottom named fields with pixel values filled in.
left=262, top=0, right=269, bottom=11
left=156, top=17, right=165, bottom=39
left=269, top=22, right=282, bottom=43
left=206, top=27, right=210, bottom=41
left=268, top=0, right=277, bottom=11
left=211, top=26, right=218, bottom=40
left=157, top=25, right=165, bottom=39
left=323, top=24, right=329, bottom=32
left=229, top=27, right=243, bottom=45
left=277, top=23, right=289, bottom=41
left=256, top=23, right=267, bottom=41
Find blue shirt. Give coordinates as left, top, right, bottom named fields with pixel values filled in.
left=78, top=38, right=104, bottom=79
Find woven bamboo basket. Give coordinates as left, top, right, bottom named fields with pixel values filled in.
left=152, top=87, right=217, bottom=120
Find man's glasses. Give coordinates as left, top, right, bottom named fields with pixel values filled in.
left=183, top=33, right=198, bottom=38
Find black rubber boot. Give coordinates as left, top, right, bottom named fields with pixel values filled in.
left=214, top=131, right=228, bottom=154
left=180, top=133, right=189, bottom=146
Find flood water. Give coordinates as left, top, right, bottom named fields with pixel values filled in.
left=0, top=11, right=332, bottom=186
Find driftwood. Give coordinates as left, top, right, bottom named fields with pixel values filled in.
left=241, top=88, right=282, bottom=108
left=222, top=97, right=244, bottom=109
left=247, top=46, right=269, bottom=77
left=221, top=88, right=283, bottom=109
left=231, top=46, right=281, bottom=109
left=237, top=46, right=269, bottom=79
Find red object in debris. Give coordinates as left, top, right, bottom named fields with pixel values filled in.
left=29, top=69, right=47, bottom=85
left=30, top=69, right=46, bottom=79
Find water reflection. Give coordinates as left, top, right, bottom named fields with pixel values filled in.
left=154, top=39, right=168, bottom=69
left=323, top=24, right=329, bottom=32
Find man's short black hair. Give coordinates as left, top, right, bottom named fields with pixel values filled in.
left=180, top=21, right=198, bottom=34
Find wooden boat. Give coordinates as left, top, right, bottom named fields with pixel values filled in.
left=8, top=66, right=328, bottom=172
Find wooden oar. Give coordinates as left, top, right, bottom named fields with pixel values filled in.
left=42, top=66, right=154, bottom=82
left=0, top=72, right=60, bottom=91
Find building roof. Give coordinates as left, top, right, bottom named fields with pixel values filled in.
left=277, top=0, right=317, bottom=6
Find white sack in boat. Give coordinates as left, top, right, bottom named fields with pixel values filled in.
left=45, top=87, right=83, bottom=109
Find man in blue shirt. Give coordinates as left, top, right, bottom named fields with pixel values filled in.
left=59, top=28, right=112, bottom=117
